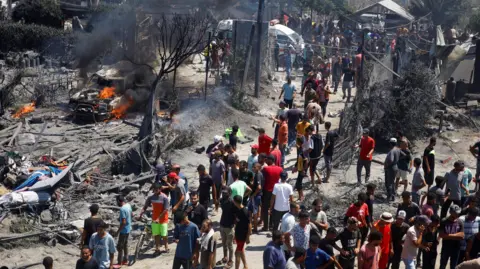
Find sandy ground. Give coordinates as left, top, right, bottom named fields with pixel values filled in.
left=2, top=65, right=478, bottom=269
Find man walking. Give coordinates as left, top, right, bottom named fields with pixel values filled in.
left=439, top=205, right=465, bottom=269
left=341, top=63, right=355, bottom=102
left=81, top=204, right=102, bottom=248
left=115, top=195, right=131, bottom=267
left=219, top=187, right=235, bottom=268
left=187, top=192, right=208, bottom=229
left=323, top=122, right=338, bottom=183
left=197, top=165, right=216, bottom=210
left=459, top=207, right=480, bottom=263
left=391, top=211, right=410, bottom=269
left=210, top=151, right=225, bottom=212
left=385, top=138, right=401, bottom=202
left=76, top=247, right=99, bottom=269
left=279, top=77, right=296, bottom=109
left=270, top=171, right=293, bottom=232
left=441, top=161, right=465, bottom=219
left=233, top=195, right=251, bottom=269
left=173, top=210, right=201, bottom=269
left=89, top=221, right=116, bottom=269
left=138, top=183, right=170, bottom=253
left=401, top=215, right=430, bottom=269
left=356, top=128, right=375, bottom=185
left=263, top=230, right=287, bottom=269
left=262, top=155, right=283, bottom=231
left=423, top=137, right=436, bottom=189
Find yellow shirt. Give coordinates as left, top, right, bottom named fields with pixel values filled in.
left=296, top=121, right=311, bottom=136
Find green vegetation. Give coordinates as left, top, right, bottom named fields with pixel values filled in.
left=12, top=0, right=64, bottom=28
left=0, top=22, right=66, bottom=52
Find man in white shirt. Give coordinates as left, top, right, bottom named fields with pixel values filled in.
left=270, top=171, right=293, bottom=232
left=281, top=202, right=300, bottom=259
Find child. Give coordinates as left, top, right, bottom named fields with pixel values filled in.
left=358, top=231, right=382, bottom=269
left=421, top=192, right=437, bottom=217
left=422, top=215, right=440, bottom=269
left=305, top=235, right=339, bottom=269
left=411, top=158, right=427, bottom=205
left=293, top=137, right=308, bottom=201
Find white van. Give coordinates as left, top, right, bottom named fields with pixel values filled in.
left=269, top=24, right=305, bottom=58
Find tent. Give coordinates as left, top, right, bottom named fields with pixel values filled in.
left=352, top=0, right=414, bottom=27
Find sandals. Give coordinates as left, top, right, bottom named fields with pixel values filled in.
left=216, top=258, right=228, bottom=266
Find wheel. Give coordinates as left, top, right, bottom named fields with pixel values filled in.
left=134, top=233, right=146, bottom=262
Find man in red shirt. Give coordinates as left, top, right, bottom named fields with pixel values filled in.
left=344, top=192, right=371, bottom=244
left=356, top=128, right=375, bottom=185
left=277, top=114, right=288, bottom=168
left=257, top=128, right=273, bottom=155
left=261, top=155, right=283, bottom=231
left=270, top=139, right=282, bottom=167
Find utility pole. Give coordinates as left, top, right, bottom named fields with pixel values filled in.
left=204, top=32, right=211, bottom=101
left=254, top=0, right=264, bottom=98
left=241, top=25, right=256, bottom=92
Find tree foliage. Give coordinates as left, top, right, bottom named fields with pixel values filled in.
left=12, top=0, right=63, bottom=28
left=468, top=10, right=480, bottom=34
left=408, top=0, right=471, bottom=26
left=0, top=22, right=65, bottom=52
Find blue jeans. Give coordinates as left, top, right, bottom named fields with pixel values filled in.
left=279, top=144, right=286, bottom=167
left=287, top=128, right=297, bottom=149
left=402, top=258, right=416, bottom=269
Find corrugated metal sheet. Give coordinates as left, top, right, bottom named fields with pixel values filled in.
left=353, top=0, right=414, bottom=22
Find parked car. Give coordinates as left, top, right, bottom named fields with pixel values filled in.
left=269, top=24, right=304, bottom=63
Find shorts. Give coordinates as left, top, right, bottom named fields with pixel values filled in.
left=214, top=182, right=222, bottom=200
left=396, top=170, right=408, bottom=180
left=235, top=238, right=246, bottom=252
left=309, top=158, right=320, bottom=175
left=248, top=195, right=261, bottom=214
left=152, top=222, right=168, bottom=237
left=324, top=155, right=333, bottom=170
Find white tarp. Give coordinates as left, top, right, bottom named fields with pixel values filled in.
left=28, top=163, right=73, bottom=192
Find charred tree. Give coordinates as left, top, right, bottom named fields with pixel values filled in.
left=136, top=13, right=211, bottom=140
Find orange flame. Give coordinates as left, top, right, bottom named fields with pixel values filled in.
left=13, top=102, right=35, bottom=118
left=111, top=97, right=134, bottom=119
left=98, top=87, right=116, bottom=99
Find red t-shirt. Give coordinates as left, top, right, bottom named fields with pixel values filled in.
left=270, top=149, right=282, bottom=167
left=359, top=136, right=375, bottom=161
left=262, top=165, right=283, bottom=192
left=346, top=203, right=369, bottom=227
left=258, top=134, right=273, bottom=155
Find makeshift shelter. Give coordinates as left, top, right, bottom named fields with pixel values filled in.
left=351, top=0, right=414, bottom=29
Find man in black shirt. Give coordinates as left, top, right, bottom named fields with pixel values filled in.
left=341, top=63, right=355, bottom=102
left=219, top=187, right=236, bottom=267
left=396, top=191, right=421, bottom=225
left=319, top=227, right=338, bottom=269
left=335, top=217, right=361, bottom=269
left=323, top=122, right=338, bottom=183
left=439, top=205, right=465, bottom=269
left=285, top=107, right=302, bottom=150
left=422, top=215, right=440, bottom=269
left=81, top=204, right=102, bottom=248
left=249, top=162, right=263, bottom=232
left=197, top=164, right=216, bottom=209
left=423, top=137, right=436, bottom=189
left=76, top=247, right=99, bottom=269
left=239, top=160, right=254, bottom=205
left=233, top=195, right=251, bottom=269
left=390, top=211, right=410, bottom=269
left=187, top=192, right=208, bottom=229
left=229, top=125, right=239, bottom=151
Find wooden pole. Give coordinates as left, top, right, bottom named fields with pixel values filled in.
left=205, top=32, right=211, bottom=102
left=240, top=25, right=256, bottom=92
left=254, top=0, right=264, bottom=98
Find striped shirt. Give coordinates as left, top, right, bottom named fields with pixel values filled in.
left=459, top=216, right=480, bottom=250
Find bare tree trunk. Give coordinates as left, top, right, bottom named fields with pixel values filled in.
left=138, top=76, right=161, bottom=140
